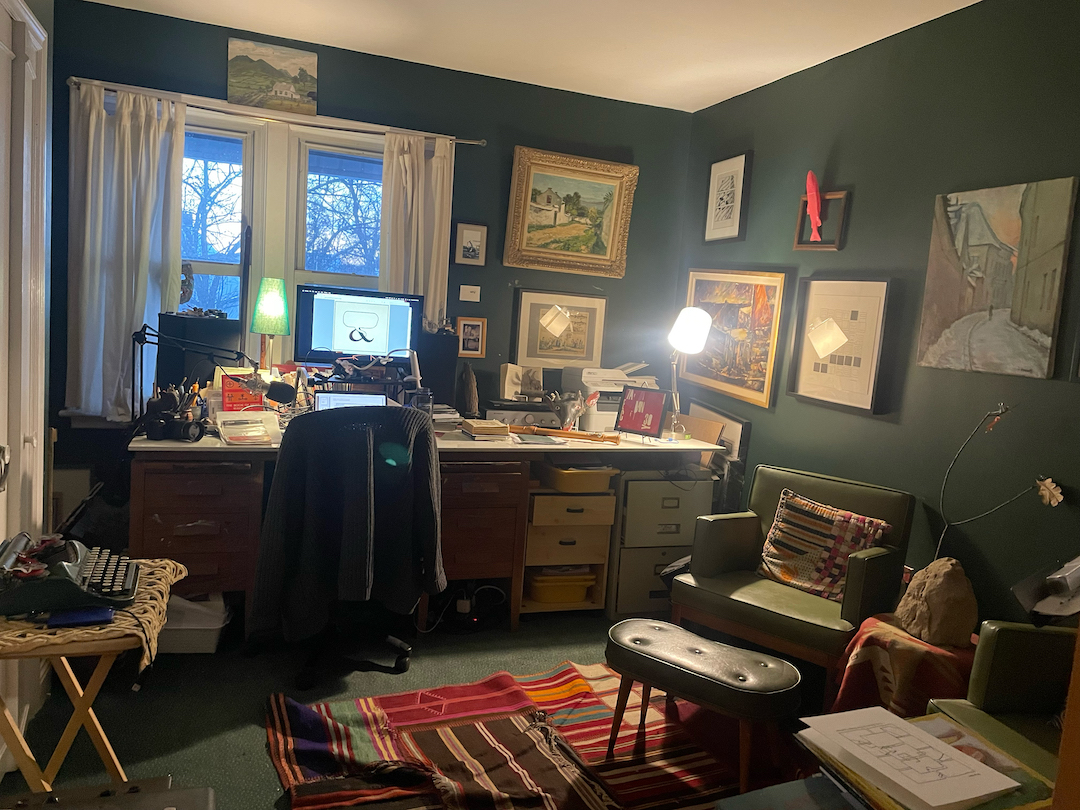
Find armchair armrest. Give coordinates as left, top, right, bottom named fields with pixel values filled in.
left=841, top=546, right=904, bottom=626
left=689, top=512, right=763, bottom=578
left=969, top=620, right=1077, bottom=714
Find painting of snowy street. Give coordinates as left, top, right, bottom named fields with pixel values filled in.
left=916, top=177, right=1076, bottom=378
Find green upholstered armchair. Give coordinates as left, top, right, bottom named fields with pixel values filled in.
left=928, top=620, right=1077, bottom=781
left=670, top=465, right=915, bottom=697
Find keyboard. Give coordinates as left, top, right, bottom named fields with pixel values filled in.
left=78, top=547, right=140, bottom=603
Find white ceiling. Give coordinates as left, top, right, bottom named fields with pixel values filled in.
left=89, top=0, right=980, bottom=112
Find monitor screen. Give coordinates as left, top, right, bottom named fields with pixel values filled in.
left=313, top=392, right=388, bottom=411
left=294, top=284, right=424, bottom=365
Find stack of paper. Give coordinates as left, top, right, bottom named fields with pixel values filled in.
left=462, top=419, right=512, bottom=442
left=797, top=708, right=1020, bottom=810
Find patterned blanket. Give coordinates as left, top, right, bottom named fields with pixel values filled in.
left=267, top=662, right=736, bottom=809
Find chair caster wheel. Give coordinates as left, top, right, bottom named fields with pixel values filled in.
left=394, top=654, right=410, bottom=674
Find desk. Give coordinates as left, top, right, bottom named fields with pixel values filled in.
left=128, top=432, right=722, bottom=630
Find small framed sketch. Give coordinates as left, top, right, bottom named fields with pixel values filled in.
left=705, top=153, right=751, bottom=241
left=787, top=279, right=889, bottom=411
left=457, top=316, right=487, bottom=358
left=514, top=289, right=606, bottom=368
left=454, top=223, right=487, bottom=266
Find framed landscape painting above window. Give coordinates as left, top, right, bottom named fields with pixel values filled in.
left=514, top=290, right=606, bottom=368
left=503, top=146, right=639, bottom=278
left=679, top=269, right=785, bottom=408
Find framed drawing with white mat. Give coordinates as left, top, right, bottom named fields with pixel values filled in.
left=787, top=278, right=889, bottom=412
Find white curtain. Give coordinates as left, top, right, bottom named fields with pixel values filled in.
left=378, top=133, right=455, bottom=328
left=65, top=85, right=185, bottom=421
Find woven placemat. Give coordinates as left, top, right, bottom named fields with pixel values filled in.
left=0, top=559, right=187, bottom=670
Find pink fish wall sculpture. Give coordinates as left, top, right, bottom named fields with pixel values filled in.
left=806, top=170, right=822, bottom=242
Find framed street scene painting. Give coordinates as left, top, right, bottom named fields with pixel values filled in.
left=917, top=177, right=1076, bottom=378
left=514, top=290, right=606, bottom=368
left=679, top=269, right=785, bottom=408
left=704, top=153, right=750, bottom=241
left=503, top=146, right=639, bottom=278
left=788, top=279, right=888, bottom=411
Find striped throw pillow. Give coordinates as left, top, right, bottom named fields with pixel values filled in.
left=757, top=488, right=892, bottom=602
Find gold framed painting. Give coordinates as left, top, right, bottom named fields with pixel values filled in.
left=503, top=146, right=639, bottom=278
left=679, top=269, right=786, bottom=408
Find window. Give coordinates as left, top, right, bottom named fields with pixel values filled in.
left=180, top=130, right=246, bottom=318
left=303, top=148, right=382, bottom=276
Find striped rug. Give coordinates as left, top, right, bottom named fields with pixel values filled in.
left=266, top=661, right=736, bottom=809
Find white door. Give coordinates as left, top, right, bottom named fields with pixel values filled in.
left=0, top=0, right=48, bottom=776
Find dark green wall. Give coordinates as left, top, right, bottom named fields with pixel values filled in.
left=49, top=0, right=691, bottom=457
left=681, top=0, right=1080, bottom=619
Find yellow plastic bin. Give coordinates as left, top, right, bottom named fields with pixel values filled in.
left=527, top=569, right=597, bottom=603
left=536, top=463, right=619, bottom=493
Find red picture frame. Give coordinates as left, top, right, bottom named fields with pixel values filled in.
left=615, top=386, right=670, bottom=438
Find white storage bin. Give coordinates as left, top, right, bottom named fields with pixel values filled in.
left=157, top=593, right=230, bottom=654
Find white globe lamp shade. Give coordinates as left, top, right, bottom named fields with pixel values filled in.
left=668, top=307, right=711, bottom=355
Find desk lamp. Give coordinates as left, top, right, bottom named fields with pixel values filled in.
left=250, top=277, right=290, bottom=370
left=666, top=306, right=712, bottom=438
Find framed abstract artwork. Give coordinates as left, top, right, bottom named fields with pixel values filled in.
left=916, top=177, right=1076, bottom=378
left=503, top=146, right=639, bottom=278
left=787, top=279, right=889, bottom=411
left=513, top=289, right=606, bottom=368
left=704, top=153, right=750, bottom=241
left=679, top=269, right=785, bottom=408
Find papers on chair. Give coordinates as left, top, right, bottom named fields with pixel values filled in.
left=797, top=708, right=1019, bottom=810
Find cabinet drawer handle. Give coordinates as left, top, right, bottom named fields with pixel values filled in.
left=173, top=520, right=221, bottom=536
left=566, top=507, right=585, bottom=514
left=463, top=483, right=500, bottom=494
left=558, top=539, right=577, bottom=546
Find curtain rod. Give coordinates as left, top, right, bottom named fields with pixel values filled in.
left=67, top=76, right=487, bottom=146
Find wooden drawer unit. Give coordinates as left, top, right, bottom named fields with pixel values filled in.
left=441, top=462, right=528, bottom=508
left=141, top=512, right=253, bottom=556
left=531, top=494, right=616, bottom=527
left=525, top=524, right=610, bottom=567
left=442, top=507, right=519, bottom=579
left=141, top=461, right=260, bottom=513
left=168, top=551, right=254, bottom=596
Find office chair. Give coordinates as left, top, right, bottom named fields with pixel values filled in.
left=249, top=406, right=445, bottom=688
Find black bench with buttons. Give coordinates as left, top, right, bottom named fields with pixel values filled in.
left=605, top=618, right=801, bottom=793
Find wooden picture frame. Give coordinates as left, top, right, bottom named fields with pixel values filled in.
left=794, top=190, right=849, bottom=250
left=456, top=316, right=487, bottom=358
left=787, top=279, right=889, bottom=412
left=454, top=223, right=487, bottom=266
left=704, top=152, right=751, bottom=241
left=679, top=269, right=785, bottom=408
left=503, top=146, right=639, bottom=278
left=513, top=289, right=606, bottom=368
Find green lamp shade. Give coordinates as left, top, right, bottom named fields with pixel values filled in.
left=250, top=278, right=290, bottom=336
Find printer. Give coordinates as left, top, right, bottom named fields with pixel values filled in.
left=562, top=363, right=658, bottom=432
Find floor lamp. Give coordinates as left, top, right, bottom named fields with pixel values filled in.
left=666, top=306, right=712, bottom=438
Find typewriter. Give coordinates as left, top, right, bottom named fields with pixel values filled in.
left=0, top=486, right=140, bottom=616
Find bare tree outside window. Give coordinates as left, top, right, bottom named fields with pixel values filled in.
left=304, top=149, right=382, bottom=276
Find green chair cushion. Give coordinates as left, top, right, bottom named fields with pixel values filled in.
left=928, top=698, right=1060, bottom=781
left=672, top=570, right=855, bottom=659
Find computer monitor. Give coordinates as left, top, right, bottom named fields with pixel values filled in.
left=313, top=392, right=388, bottom=411
left=294, top=284, right=424, bottom=365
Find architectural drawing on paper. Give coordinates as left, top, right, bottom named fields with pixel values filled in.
left=841, top=722, right=976, bottom=784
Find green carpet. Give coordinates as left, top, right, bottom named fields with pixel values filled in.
left=0, top=613, right=612, bottom=808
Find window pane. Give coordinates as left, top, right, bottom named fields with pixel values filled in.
left=183, top=132, right=244, bottom=264
left=305, top=148, right=382, bottom=276
left=183, top=274, right=241, bottom=319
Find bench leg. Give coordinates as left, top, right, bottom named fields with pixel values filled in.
left=739, top=719, right=752, bottom=794
left=607, top=675, right=634, bottom=758
left=638, top=684, right=652, bottom=726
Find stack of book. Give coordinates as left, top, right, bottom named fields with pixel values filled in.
left=462, top=418, right=512, bottom=442
left=432, top=404, right=462, bottom=431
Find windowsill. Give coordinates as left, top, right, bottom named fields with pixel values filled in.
left=58, top=410, right=131, bottom=429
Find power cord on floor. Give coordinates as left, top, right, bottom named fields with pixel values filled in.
left=414, top=588, right=466, bottom=634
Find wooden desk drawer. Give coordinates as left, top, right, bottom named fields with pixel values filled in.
left=140, top=512, right=253, bottom=556
left=154, top=551, right=251, bottom=595
left=526, top=524, right=610, bottom=566
left=442, top=507, right=518, bottom=579
left=531, top=495, right=616, bottom=527
left=143, top=470, right=258, bottom=512
left=442, top=473, right=525, bottom=508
